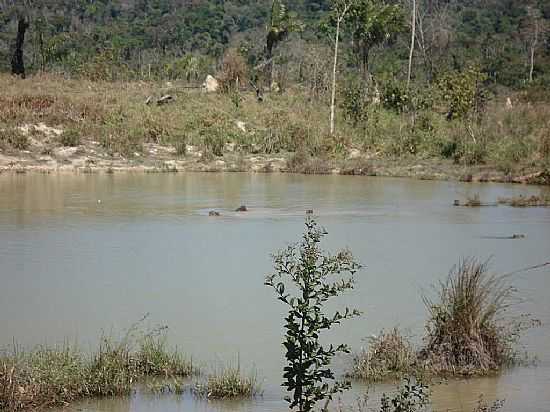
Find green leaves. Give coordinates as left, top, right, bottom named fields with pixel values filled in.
left=265, top=218, right=362, bottom=412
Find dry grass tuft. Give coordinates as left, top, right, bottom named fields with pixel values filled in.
left=419, top=258, right=540, bottom=376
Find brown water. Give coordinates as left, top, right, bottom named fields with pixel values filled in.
left=1, top=173, right=549, bottom=412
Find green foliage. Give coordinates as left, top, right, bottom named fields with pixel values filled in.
left=265, top=218, right=361, bottom=412
left=1, top=128, right=29, bottom=150
left=342, top=77, right=370, bottom=125
left=380, top=380, right=430, bottom=412
left=436, top=67, right=488, bottom=120
left=59, top=128, right=80, bottom=147
left=381, top=78, right=411, bottom=113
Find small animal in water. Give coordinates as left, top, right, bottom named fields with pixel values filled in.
left=480, top=234, right=526, bottom=240
left=235, top=205, right=248, bottom=212
left=306, top=209, right=314, bottom=215
left=208, top=211, right=221, bottom=217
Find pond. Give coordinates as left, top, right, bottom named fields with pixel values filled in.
left=1, top=173, right=549, bottom=412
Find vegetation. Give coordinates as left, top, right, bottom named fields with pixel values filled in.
left=0, top=327, right=196, bottom=411
left=498, top=194, right=550, bottom=207
left=265, top=218, right=362, bottom=412
left=193, top=365, right=261, bottom=399
left=350, top=258, right=540, bottom=383
left=0, top=1, right=549, bottom=181
left=420, top=258, right=539, bottom=376
left=1, top=73, right=549, bottom=182
left=348, top=328, right=418, bottom=383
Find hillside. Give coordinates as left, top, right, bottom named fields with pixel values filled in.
left=0, top=0, right=549, bottom=87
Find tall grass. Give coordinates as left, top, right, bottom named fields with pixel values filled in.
left=193, top=365, right=261, bottom=399
left=420, top=258, right=539, bottom=376
left=347, top=328, right=418, bottom=382
left=0, top=328, right=196, bottom=411
left=1, top=73, right=549, bottom=180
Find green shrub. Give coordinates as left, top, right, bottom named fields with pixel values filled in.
left=266, top=218, right=362, bottom=412
left=59, top=128, right=81, bottom=147
left=1, top=128, right=29, bottom=150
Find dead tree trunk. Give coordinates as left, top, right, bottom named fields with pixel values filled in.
left=11, top=17, right=29, bottom=78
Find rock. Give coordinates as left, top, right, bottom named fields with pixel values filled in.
left=348, top=148, right=361, bottom=159
left=306, top=209, right=314, bottom=215
left=209, top=211, right=221, bottom=217
left=271, top=81, right=280, bottom=93
left=511, top=234, right=525, bottom=239
left=202, top=75, right=219, bottom=93
left=235, top=205, right=248, bottom=212
left=453, top=200, right=460, bottom=207
left=506, top=97, right=513, bottom=110
left=157, top=95, right=174, bottom=106
left=235, top=121, right=247, bottom=133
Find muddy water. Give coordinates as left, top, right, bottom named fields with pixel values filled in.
left=0, top=173, right=549, bottom=412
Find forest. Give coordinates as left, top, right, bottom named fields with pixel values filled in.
left=1, top=0, right=549, bottom=87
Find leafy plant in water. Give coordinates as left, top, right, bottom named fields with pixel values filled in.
left=265, top=218, right=362, bottom=412
left=380, top=379, right=430, bottom=412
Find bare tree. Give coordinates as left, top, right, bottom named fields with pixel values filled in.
left=330, top=0, right=355, bottom=135
left=523, top=5, right=547, bottom=83
left=407, top=0, right=416, bottom=87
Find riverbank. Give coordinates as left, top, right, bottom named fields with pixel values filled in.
left=2, top=148, right=549, bottom=185
left=1, top=73, right=549, bottom=185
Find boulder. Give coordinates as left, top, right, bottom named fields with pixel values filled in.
left=235, top=205, right=248, bottom=212
left=202, top=75, right=219, bottom=93
left=209, top=211, right=221, bottom=217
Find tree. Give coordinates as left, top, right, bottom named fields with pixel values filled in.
left=265, top=218, right=362, bottom=412
left=348, top=0, right=405, bottom=81
left=523, top=5, right=548, bottom=83
left=11, top=15, right=29, bottom=78
left=265, top=0, right=303, bottom=89
left=328, top=0, right=357, bottom=135
left=407, top=0, right=416, bottom=88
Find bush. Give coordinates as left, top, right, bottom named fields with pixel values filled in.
left=348, top=328, right=417, bottom=383
left=436, top=67, right=488, bottom=120
left=1, top=128, right=29, bottom=150
left=265, top=218, right=362, bottom=412
left=420, top=258, right=540, bottom=376
left=59, top=128, right=81, bottom=147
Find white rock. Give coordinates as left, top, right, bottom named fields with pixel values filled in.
left=348, top=149, right=361, bottom=159
left=235, top=121, right=247, bottom=133
left=202, top=75, right=219, bottom=93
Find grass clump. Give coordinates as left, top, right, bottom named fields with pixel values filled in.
left=59, top=128, right=81, bottom=147
left=0, top=128, right=29, bottom=151
left=193, top=365, right=260, bottom=399
left=497, top=194, right=550, bottom=207
left=348, top=328, right=418, bottom=383
left=0, top=327, right=196, bottom=411
left=419, top=258, right=539, bottom=376
left=349, top=258, right=539, bottom=383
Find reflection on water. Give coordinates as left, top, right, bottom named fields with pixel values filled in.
left=1, top=173, right=549, bottom=412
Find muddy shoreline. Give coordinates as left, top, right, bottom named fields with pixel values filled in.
left=1, top=146, right=548, bottom=186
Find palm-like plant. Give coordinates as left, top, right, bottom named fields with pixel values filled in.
left=348, top=0, right=405, bottom=79
left=265, top=0, right=304, bottom=88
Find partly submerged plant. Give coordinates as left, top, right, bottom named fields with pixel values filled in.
left=266, top=218, right=362, bottom=412
left=420, top=258, right=540, bottom=375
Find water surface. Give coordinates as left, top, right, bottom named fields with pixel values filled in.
left=1, top=173, right=549, bottom=411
